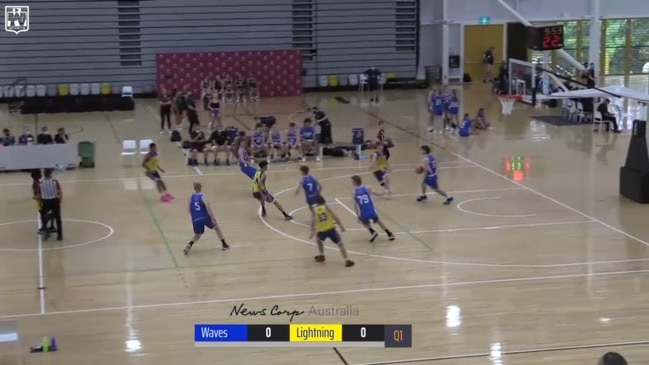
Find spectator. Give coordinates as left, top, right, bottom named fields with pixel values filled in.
left=188, top=128, right=208, bottom=166
left=585, top=63, right=596, bottom=88
left=1, top=128, right=15, bottom=146
left=494, top=61, right=508, bottom=94
left=363, top=67, right=382, bottom=103
left=474, top=108, right=490, bottom=130
left=18, top=129, right=34, bottom=145
left=54, top=128, right=69, bottom=144
left=185, top=91, right=200, bottom=135
left=36, top=126, right=54, bottom=145
left=159, top=90, right=172, bottom=133
left=483, top=46, right=495, bottom=82
left=312, top=107, right=332, bottom=145
left=596, top=99, right=621, bottom=133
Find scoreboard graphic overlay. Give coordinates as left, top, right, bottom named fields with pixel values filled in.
left=195, top=324, right=412, bottom=348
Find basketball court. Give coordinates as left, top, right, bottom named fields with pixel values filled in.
left=0, top=79, right=648, bottom=364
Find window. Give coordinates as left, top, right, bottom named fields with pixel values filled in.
left=603, top=19, right=626, bottom=75
left=629, top=18, right=649, bottom=74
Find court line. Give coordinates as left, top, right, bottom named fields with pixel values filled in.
left=374, top=110, right=649, bottom=248
left=36, top=212, right=45, bottom=314
left=0, top=163, right=467, bottom=188
left=268, top=169, right=642, bottom=267
left=456, top=196, right=537, bottom=218
left=0, top=268, right=646, bottom=319
left=0, top=219, right=115, bottom=252
left=261, top=210, right=608, bottom=267
left=334, top=197, right=432, bottom=251
left=334, top=187, right=524, bottom=199
left=354, top=339, right=649, bottom=365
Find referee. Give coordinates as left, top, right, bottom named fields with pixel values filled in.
left=39, top=169, right=63, bottom=241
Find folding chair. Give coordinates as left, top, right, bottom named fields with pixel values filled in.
left=121, top=140, right=137, bottom=166
left=139, top=139, right=153, bottom=155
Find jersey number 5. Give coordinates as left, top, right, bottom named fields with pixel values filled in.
left=194, top=202, right=201, bottom=211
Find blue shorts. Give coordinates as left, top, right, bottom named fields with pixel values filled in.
left=448, top=108, right=459, bottom=115
left=373, top=169, right=388, bottom=183
left=286, top=141, right=298, bottom=148
left=239, top=163, right=256, bottom=179
left=317, top=229, right=341, bottom=244
left=432, top=108, right=444, bottom=116
left=458, top=129, right=470, bottom=137
left=423, top=175, right=438, bottom=189
left=359, top=214, right=379, bottom=225
left=192, top=217, right=215, bottom=235
left=210, top=110, right=220, bottom=118
left=253, top=190, right=275, bottom=203
left=306, top=195, right=319, bottom=206
left=146, top=171, right=161, bottom=181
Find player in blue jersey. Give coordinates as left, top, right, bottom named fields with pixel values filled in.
left=184, top=182, right=229, bottom=254
left=441, top=85, right=453, bottom=131
left=251, top=123, right=269, bottom=162
left=416, top=145, right=453, bottom=205
left=267, top=124, right=286, bottom=162
left=351, top=175, right=395, bottom=242
left=295, top=165, right=321, bottom=212
left=427, top=88, right=445, bottom=133
left=284, top=122, right=301, bottom=161
left=300, top=118, right=320, bottom=162
left=237, top=140, right=257, bottom=179
left=458, top=113, right=475, bottom=137
left=446, top=89, right=460, bottom=130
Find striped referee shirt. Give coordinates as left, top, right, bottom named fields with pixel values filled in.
left=39, top=178, right=60, bottom=199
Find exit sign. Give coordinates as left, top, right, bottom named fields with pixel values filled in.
left=479, top=16, right=491, bottom=25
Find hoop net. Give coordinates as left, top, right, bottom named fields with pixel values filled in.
left=499, top=95, right=521, bottom=115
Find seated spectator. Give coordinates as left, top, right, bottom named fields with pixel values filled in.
left=2, top=128, right=15, bottom=146
left=474, top=108, right=490, bottom=130
left=36, top=126, right=54, bottom=145
left=596, top=99, right=621, bottom=133
left=54, top=128, right=69, bottom=144
left=188, top=129, right=208, bottom=166
left=18, top=129, right=34, bottom=145
left=208, top=128, right=231, bottom=166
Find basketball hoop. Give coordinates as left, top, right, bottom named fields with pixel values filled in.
left=499, top=94, right=521, bottom=115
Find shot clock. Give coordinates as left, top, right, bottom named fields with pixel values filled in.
left=527, top=25, right=564, bottom=51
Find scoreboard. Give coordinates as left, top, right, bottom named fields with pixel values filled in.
left=195, top=324, right=412, bottom=348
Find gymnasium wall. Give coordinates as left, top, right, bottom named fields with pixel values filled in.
left=0, top=0, right=419, bottom=93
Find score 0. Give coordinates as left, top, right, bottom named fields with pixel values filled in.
left=343, top=325, right=384, bottom=342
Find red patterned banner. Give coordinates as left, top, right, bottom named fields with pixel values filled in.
left=156, top=50, right=303, bottom=97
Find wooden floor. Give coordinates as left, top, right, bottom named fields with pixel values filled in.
left=1, top=77, right=649, bottom=365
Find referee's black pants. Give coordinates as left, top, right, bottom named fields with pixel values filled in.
left=41, top=198, right=62, bottom=239
left=160, top=106, right=171, bottom=130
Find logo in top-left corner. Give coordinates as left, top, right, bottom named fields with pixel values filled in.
left=5, top=6, right=29, bottom=34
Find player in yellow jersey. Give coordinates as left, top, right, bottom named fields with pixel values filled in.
left=309, top=195, right=354, bottom=267
left=253, top=161, right=292, bottom=220
left=142, top=143, right=174, bottom=202
left=371, top=142, right=392, bottom=194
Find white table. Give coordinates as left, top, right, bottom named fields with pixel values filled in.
left=0, top=144, right=78, bottom=170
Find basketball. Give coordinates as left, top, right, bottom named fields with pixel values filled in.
left=415, top=166, right=424, bottom=174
